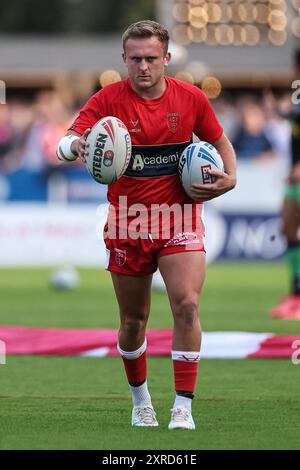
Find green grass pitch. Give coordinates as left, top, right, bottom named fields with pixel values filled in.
left=0, top=263, right=300, bottom=450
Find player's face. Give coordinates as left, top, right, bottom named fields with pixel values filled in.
left=123, top=36, right=170, bottom=96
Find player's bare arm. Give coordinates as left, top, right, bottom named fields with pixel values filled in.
left=190, top=132, right=237, bottom=201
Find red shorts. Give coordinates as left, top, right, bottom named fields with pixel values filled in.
left=104, top=204, right=205, bottom=276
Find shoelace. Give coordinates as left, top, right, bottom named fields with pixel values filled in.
left=135, top=406, right=157, bottom=424
left=170, top=407, right=190, bottom=422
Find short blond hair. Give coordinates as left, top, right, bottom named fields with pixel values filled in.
left=122, top=20, right=169, bottom=55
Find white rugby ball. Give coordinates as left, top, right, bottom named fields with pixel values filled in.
left=86, top=116, right=131, bottom=184
left=178, top=141, right=224, bottom=198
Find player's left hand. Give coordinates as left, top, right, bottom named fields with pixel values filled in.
left=190, top=168, right=236, bottom=202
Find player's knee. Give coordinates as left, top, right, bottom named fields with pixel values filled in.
left=173, top=300, right=199, bottom=329
left=121, top=316, right=147, bottom=337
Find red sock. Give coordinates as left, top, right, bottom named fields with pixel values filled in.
left=122, top=351, right=147, bottom=384
left=173, top=360, right=199, bottom=393
left=172, top=351, right=200, bottom=393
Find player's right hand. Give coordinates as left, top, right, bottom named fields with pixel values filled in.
left=71, top=128, right=91, bottom=163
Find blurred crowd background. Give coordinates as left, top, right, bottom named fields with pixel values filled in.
left=0, top=87, right=292, bottom=173
left=0, top=0, right=299, bottom=264
left=0, top=87, right=293, bottom=207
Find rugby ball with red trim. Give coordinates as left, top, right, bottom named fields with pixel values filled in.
left=178, top=141, right=224, bottom=198
left=86, top=116, right=131, bottom=184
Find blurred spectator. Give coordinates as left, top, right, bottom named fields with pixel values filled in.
left=263, top=90, right=291, bottom=175
left=0, top=105, right=13, bottom=165
left=22, top=91, right=75, bottom=172
left=213, top=95, right=239, bottom=142
left=0, top=100, right=33, bottom=171
left=232, top=97, right=277, bottom=162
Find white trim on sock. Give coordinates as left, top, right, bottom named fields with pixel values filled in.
left=171, top=350, right=200, bottom=362
left=117, top=338, right=147, bottom=360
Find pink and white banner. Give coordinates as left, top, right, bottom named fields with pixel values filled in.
left=0, top=326, right=299, bottom=359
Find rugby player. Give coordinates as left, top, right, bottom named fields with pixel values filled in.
left=271, top=49, right=300, bottom=320
left=57, top=20, right=236, bottom=429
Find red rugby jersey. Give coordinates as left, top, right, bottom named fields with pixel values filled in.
left=69, top=76, right=223, bottom=208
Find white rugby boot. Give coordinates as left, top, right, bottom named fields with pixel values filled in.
left=131, top=403, right=159, bottom=427
left=168, top=406, right=195, bottom=430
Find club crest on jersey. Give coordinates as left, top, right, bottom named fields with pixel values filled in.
left=103, top=150, right=114, bottom=167
left=167, top=113, right=180, bottom=133
left=129, top=118, right=141, bottom=133
left=130, top=118, right=139, bottom=128
left=114, top=248, right=126, bottom=266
